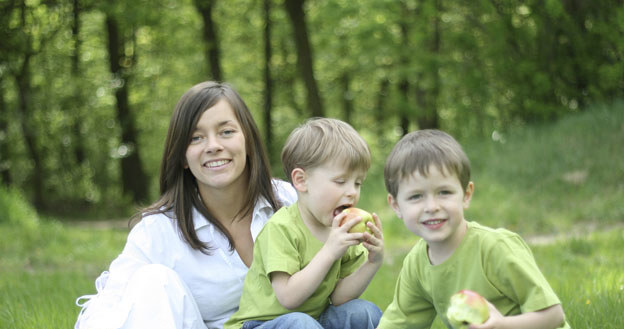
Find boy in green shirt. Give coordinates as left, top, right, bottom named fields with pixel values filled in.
left=378, top=129, right=570, bottom=329
left=225, top=118, right=384, bottom=329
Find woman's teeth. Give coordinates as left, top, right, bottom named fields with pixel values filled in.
left=205, top=160, right=229, bottom=168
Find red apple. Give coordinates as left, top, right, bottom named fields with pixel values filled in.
left=338, top=207, right=374, bottom=234
left=446, top=289, right=489, bottom=329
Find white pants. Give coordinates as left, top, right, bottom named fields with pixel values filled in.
left=76, top=264, right=207, bottom=329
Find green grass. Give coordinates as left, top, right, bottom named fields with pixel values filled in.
left=1, top=103, right=623, bottom=328
left=464, top=102, right=624, bottom=235
left=1, top=221, right=621, bottom=328
left=0, top=220, right=126, bottom=329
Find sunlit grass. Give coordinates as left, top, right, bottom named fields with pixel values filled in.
left=0, top=220, right=126, bottom=329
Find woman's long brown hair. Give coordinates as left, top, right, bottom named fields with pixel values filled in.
left=131, top=81, right=281, bottom=254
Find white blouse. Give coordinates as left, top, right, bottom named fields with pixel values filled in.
left=76, top=179, right=297, bottom=329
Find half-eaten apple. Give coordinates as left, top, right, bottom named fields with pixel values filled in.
left=446, top=289, right=489, bottom=329
left=338, top=207, right=374, bottom=234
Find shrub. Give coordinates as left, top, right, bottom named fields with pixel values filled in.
left=0, top=186, right=39, bottom=230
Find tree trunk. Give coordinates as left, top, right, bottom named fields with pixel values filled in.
left=0, top=76, right=10, bottom=186
left=13, top=2, right=44, bottom=207
left=194, top=0, right=223, bottom=81
left=262, top=0, right=275, bottom=162
left=105, top=15, right=149, bottom=204
left=71, top=0, right=86, bottom=165
left=399, top=78, right=410, bottom=136
left=374, top=78, right=390, bottom=139
left=417, top=0, right=440, bottom=129
left=398, top=5, right=410, bottom=136
left=341, top=73, right=353, bottom=124
left=283, top=0, right=324, bottom=117
left=16, top=52, right=45, bottom=207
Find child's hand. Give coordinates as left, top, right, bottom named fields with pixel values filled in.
left=469, top=300, right=503, bottom=329
left=469, top=301, right=566, bottom=329
left=362, top=213, right=384, bottom=265
left=324, top=212, right=367, bottom=260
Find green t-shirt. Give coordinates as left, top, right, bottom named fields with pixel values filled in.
left=225, top=202, right=368, bottom=329
left=378, top=221, right=570, bottom=329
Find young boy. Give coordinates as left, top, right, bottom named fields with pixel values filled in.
left=378, top=129, right=569, bottom=329
left=225, top=118, right=384, bottom=329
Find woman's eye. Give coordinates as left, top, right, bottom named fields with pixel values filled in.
left=190, top=136, right=203, bottom=144
left=221, top=129, right=236, bottom=136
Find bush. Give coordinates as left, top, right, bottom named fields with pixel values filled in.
left=0, top=186, right=39, bottom=230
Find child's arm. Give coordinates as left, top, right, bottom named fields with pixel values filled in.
left=270, top=214, right=366, bottom=309
left=471, top=301, right=565, bottom=329
left=331, top=213, right=384, bottom=305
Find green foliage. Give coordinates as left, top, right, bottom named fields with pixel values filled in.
left=0, top=186, right=39, bottom=230
left=2, top=0, right=623, bottom=212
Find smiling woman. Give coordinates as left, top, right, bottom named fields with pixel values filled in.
left=73, top=81, right=297, bottom=329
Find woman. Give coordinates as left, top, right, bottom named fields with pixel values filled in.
left=75, top=81, right=297, bottom=329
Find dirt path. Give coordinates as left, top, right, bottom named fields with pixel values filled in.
left=523, top=221, right=624, bottom=245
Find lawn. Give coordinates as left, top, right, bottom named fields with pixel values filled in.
left=1, top=102, right=623, bottom=328
left=1, top=220, right=621, bottom=328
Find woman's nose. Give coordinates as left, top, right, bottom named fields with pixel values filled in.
left=202, top=136, right=223, bottom=153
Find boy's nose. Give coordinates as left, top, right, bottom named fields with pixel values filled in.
left=424, top=196, right=440, bottom=212
left=345, top=184, right=359, bottom=198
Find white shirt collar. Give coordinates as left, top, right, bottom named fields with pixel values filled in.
left=192, top=196, right=272, bottom=231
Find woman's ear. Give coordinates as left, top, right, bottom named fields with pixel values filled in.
left=291, top=168, right=307, bottom=192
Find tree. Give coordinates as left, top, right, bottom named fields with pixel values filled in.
left=0, top=76, right=9, bottom=186
left=8, top=1, right=59, bottom=208
left=194, top=0, right=223, bottom=81
left=104, top=13, right=149, bottom=204
left=283, top=0, right=324, bottom=117
left=70, top=0, right=86, bottom=165
left=263, top=0, right=275, bottom=161
left=416, top=0, right=441, bottom=130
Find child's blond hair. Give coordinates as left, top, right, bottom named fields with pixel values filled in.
left=281, top=118, right=371, bottom=181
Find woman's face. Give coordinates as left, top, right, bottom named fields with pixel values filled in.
left=185, top=99, right=248, bottom=195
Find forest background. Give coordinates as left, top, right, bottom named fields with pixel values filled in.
left=2, top=0, right=623, bottom=213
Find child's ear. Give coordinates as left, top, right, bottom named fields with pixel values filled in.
left=387, top=193, right=402, bottom=219
left=463, top=181, right=474, bottom=208
left=291, top=168, right=307, bottom=192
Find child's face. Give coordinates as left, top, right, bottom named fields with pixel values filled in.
left=388, top=165, right=473, bottom=250
left=296, top=160, right=366, bottom=227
